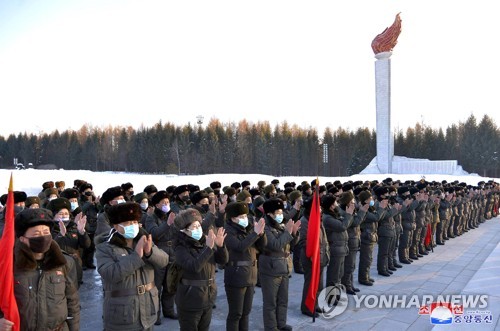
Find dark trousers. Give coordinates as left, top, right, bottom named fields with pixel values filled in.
left=341, top=249, right=358, bottom=290
left=225, top=286, right=255, bottom=331
left=260, top=273, right=289, bottom=331
left=419, top=225, right=427, bottom=252
left=410, top=227, right=421, bottom=257
left=178, top=306, right=212, bottom=331
left=358, top=242, right=374, bottom=282
left=154, top=263, right=176, bottom=316
left=390, top=230, right=400, bottom=267
left=398, top=229, right=413, bottom=261
left=326, top=253, right=345, bottom=287
left=81, top=233, right=96, bottom=267
left=377, top=235, right=393, bottom=272
left=300, top=250, right=325, bottom=312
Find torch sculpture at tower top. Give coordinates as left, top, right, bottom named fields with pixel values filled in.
left=371, top=13, right=402, bottom=54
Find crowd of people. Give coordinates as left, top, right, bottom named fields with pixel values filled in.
left=0, top=177, right=498, bottom=331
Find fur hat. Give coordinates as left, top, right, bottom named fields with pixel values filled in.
left=409, top=187, right=419, bottom=196
left=241, top=180, right=251, bottom=189
left=253, top=196, right=266, bottom=209
left=398, top=186, right=410, bottom=195
left=224, top=187, right=236, bottom=197
left=47, top=197, right=71, bottom=215
left=55, top=181, right=65, bottom=188
left=271, top=179, right=280, bottom=185
left=338, top=191, right=354, bottom=206
left=133, top=192, right=148, bottom=203
left=231, top=182, right=241, bottom=189
left=321, top=194, right=336, bottom=210
left=257, top=180, right=266, bottom=188
left=374, top=186, right=389, bottom=197
left=301, top=183, right=311, bottom=192
left=248, top=188, right=260, bottom=198
left=174, top=209, right=202, bottom=230
left=263, top=198, right=284, bottom=214
left=288, top=190, right=302, bottom=203
left=0, top=191, right=27, bottom=206
left=173, top=185, right=189, bottom=196
left=151, top=190, right=169, bottom=206
left=25, top=196, right=41, bottom=208
left=188, top=184, right=200, bottom=194
left=236, top=190, right=251, bottom=202
left=204, top=187, right=214, bottom=194
left=342, top=182, right=353, bottom=192
left=264, top=184, right=275, bottom=195
left=73, top=179, right=86, bottom=189
left=15, top=208, right=54, bottom=237
left=100, top=186, right=123, bottom=206
left=60, top=188, right=79, bottom=200
left=78, top=182, right=93, bottom=193
left=225, top=202, right=249, bottom=219
left=210, top=181, right=222, bottom=190
left=44, top=188, right=59, bottom=198
left=358, top=190, right=372, bottom=203
left=191, top=191, right=209, bottom=205
left=166, top=185, right=176, bottom=194
left=143, top=184, right=158, bottom=195
left=42, top=181, right=55, bottom=190
left=121, top=182, right=133, bottom=191
left=107, top=202, right=142, bottom=225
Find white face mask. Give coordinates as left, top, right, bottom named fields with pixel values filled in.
left=237, top=217, right=248, bottom=228
left=140, top=202, right=148, bottom=210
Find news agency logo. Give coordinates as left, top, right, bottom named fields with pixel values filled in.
left=317, top=284, right=348, bottom=319
left=316, top=289, right=489, bottom=322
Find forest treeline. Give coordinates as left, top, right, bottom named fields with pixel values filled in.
left=1, top=114, right=498, bottom=177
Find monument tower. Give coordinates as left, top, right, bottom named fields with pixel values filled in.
left=371, top=13, right=402, bottom=174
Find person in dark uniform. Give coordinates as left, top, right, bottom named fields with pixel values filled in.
left=358, top=189, right=386, bottom=286
left=259, top=198, right=300, bottom=331
left=375, top=187, right=401, bottom=277
left=224, top=202, right=267, bottom=331
left=398, top=186, right=419, bottom=264
left=324, top=192, right=354, bottom=289
left=47, top=197, right=91, bottom=287
left=0, top=208, right=80, bottom=331
left=342, top=189, right=369, bottom=294
left=145, top=191, right=179, bottom=324
left=78, top=182, right=99, bottom=269
left=299, top=197, right=330, bottom=317
left=174, top=209, right=228, bottom=331
left=95, top=202, right=169, bottom=331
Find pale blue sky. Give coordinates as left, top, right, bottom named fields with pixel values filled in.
left=0, top=1, right=498, bottom=137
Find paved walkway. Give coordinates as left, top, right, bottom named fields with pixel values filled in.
left=80, top=216, right=500, bottom=330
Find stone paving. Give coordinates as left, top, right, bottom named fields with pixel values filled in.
left=80, top=216, right=500, bottom=330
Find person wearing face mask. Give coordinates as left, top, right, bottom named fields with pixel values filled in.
left=358, top=187, right=387, bottom=286
left=397, top=186, right=419, bottom=265
left=48, top=197, right=90, bottom=287
left=224, top=202, right=267, bottom=330
left=323, top=192, right=354, bottom=299
left=121, top=182, right=135, bottom=202
left=61, top=188, right=82, bottom=217
left=7, top=208, right=80, bottom=330
left=133, top=192, right=153, bottom=228
left=145, top=191, right=179, bottom=324
left=78, top=182, right=100, bottom=270
left=95, top=186, right=126, bottom=236
left=25, top=196, right=41, bottom=209
left=171, top=185, right=192, bottom=214
left=95, top=202, right=168, bottom=331
left=375, top=186, right=401, bottom=277
left=174, top=209, right=228, bottom=331
left=190, top=190, right=217, bottom=235
left=0, top=191, right=27, bottom=238
left=259, top=198, right=300, bottom=331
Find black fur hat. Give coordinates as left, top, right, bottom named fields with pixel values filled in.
left=107, top=202, right=142, bottom=225
left=15, top=208, right=54, bottom=237
left=46, top=197, right=71, bottom=215
left=60, top=188, right=79, bottom=200
left=263, top=198, right=284, bottom=214
left=101, top=186, right=123, bottom=206
left=191, top=191, right=209, bottom=205
left=225, top=202, right=249, bottom=219
left=151, top=190, right=169, bottom=206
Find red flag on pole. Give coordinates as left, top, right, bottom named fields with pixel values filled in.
left=424, top=222, right=432, bottom=247
left=305, top=181, right=321, bottom=316
left=0, top=174, right=20, bottom=330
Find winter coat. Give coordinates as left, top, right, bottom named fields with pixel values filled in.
left=95, top=207, right=112, bottom=236
left=360, top=205, right=386, bottom=244
left=224, top=220, right=267, bottom=287
left=95, top=228, right=169, bottom=331
left=400, top=199, right=419, bottom=231
left=54, top=221, right=91, bottom=256
left=258, top=216, right=298, bottom=277
left=346, top=208, right=366, bottom=251
left=145, top=208, right=178, bottom=262
left=12, top=240, right=80, bottom=331
left=377, top=203, right=399, bottom=238
left=415, top=200, right=428, bottom=228
left=323, top=209, right=352, bottom=257
left=175, top=231, right=228, bottom=311
left=298, top=214, right=330, bottom=267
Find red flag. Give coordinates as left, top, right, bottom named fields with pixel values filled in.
left=305, top=183, right=321, bottom=315
left=0, top=174, right=20, bottom=330
left=424, top=222, right=432, bottom=247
